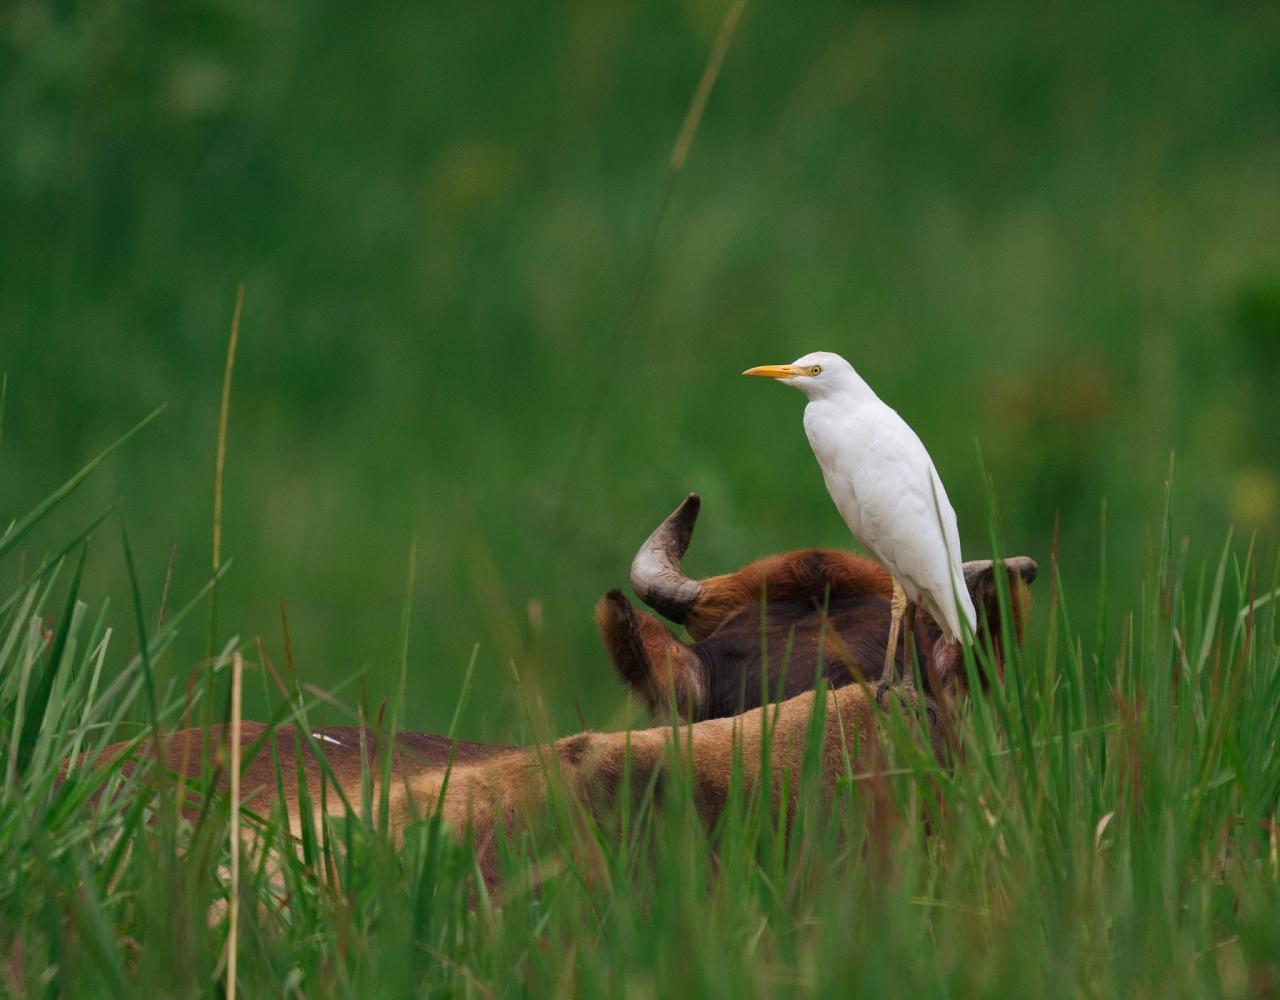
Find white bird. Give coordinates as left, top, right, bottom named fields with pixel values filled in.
left=743, top=350, right=975, bottom=690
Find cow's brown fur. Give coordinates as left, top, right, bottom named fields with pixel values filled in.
left=596, top=580, right=918, bottom=720
left=686, top=548, right=894, bottom=641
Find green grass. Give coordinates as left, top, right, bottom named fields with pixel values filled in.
left=2, top=429, right=1278, bottom=997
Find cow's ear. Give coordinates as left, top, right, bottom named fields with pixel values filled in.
left=595, top=590, right=709, bottom=721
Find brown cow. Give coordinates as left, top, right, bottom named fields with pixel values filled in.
left=82, top=496, right=1035, bottom=889
left=596, top=493, right=1036, bottom=721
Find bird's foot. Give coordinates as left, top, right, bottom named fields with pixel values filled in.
left=875, top=664, right=918, bottom=711
left=875, top=676, right=906, bottom=710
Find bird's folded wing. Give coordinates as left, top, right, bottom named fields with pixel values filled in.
left=840, top=419, right=966, bottom=617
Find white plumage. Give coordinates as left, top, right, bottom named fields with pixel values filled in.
left=744, top=350, right=975, bottom=655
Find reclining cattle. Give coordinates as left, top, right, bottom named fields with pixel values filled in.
left=597, top=493, right=1036, bottom=722
left=83, top=496, right=1036, bottom=889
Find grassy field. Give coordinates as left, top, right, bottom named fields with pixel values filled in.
left=2, top=428, right=1279, bottom=995
left=3, top=0, right=1280, bottom=993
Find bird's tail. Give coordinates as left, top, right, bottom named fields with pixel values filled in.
left=952, top=572, right=978, bottom=640
left=930, top=570, right=977, bottom=643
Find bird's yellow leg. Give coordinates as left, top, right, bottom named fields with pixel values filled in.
left=901, top=600, right=917, bottom=693
left=882, top=579, right=908, bottom=688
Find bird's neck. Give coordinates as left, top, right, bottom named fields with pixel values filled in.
left=843, top=368, right=878, bottom=401
left=807, top=376, right=878, bottom=411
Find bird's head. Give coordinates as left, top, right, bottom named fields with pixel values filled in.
left=742, top=351, right=860, bottom=401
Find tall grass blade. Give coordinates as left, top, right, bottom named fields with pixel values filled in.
left=209, top=283, right=245, bottom=656
left=14, top=543, right=87, bottom=776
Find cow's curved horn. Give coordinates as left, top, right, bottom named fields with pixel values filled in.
left=629, top=493, right=705, bottom=623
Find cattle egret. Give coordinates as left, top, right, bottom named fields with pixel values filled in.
left=743, top=351, right=976, bottom=693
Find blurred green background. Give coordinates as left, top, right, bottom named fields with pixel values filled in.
left=3, top=0, right=1278, bottom=737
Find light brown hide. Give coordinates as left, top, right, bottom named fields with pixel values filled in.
left=92, top=682, right=920, bottom=888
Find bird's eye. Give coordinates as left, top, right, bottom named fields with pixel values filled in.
left=808, top=365, right=822, bottom=376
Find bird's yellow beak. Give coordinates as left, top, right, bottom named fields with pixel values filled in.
left=742, top=364, right=802, bottom=379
